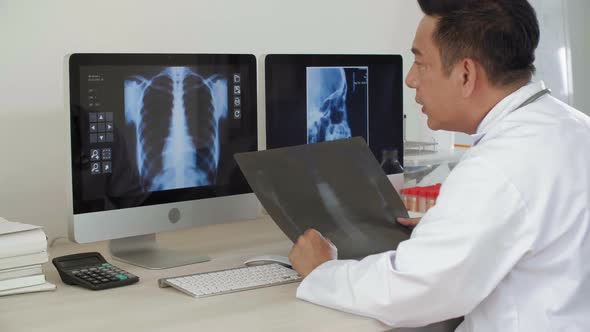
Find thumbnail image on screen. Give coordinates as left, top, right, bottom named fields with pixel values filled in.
left=124, top=66, right=228, bottom=192
left=306, top=67, right=368, bottom=144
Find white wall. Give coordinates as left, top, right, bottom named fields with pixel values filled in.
left=0, top=0, right=423, bottom=240
left=532, top=0, right=573, bottom=105
left=566, top=0, right=590, bottom=114
left=4, top=0, right=584, bottom=241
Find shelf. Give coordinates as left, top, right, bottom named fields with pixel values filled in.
left=404, top=147, right=469, bottom=168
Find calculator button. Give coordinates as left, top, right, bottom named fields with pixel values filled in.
left=71, top=270, right=80, bottom=274
left=100, top=278, right=110, bottom=283
left=89, top=268, right=97, bottom=271
left=80, top=269, right=89, bottom=273
left=110, top=277, right=119, bottom=282
left=91, top=280, right=100, bottom=284
left=115, top=274, right=128, bottom=280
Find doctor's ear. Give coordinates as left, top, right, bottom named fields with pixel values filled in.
left=455, top=58, right=478, bottom=98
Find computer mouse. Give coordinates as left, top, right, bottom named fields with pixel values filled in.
left=243, top=255, right=292, bottom=268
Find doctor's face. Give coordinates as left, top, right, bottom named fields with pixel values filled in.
left=405, top=16, right=464, bottom=132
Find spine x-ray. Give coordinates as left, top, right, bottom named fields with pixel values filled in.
left=124, top=67, right=228, bottom=192
left=306, top=67, right=369, bottom=144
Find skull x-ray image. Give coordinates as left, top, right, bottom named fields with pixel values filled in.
left=124, top=67, right=228, bottom=192
left=306, top=67, right=368, bottom=144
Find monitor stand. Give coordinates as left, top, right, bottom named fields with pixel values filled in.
left=109, top=234, right=210, bottom=270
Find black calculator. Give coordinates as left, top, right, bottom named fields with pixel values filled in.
left=52, top=252, right=139, bottom=290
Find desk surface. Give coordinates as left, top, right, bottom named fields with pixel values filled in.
left=0, top=216, right=388, bottom=332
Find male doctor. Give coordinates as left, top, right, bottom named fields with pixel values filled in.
left=289, top=0, right=590, bottom=330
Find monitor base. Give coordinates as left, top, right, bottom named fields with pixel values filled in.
left=109, top=234, right=210, bottom=270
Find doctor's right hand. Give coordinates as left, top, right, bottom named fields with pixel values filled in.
left=289, top=229, right=337, bottom=278
left=397, top=217, right=421, bottom=227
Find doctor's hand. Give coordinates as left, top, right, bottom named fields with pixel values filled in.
left=289, top=229, right=337, bottom=278
left=397, top=217, right=421, bottom=227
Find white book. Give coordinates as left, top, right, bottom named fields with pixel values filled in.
left=0, top=251, right=48, bottom=270
left=0, top=265, right=43, bottom=281
left=0, top=274, right=45, bottom=291
left=0, top=281, right=56, bottom=297
left=0, top=217, right=47, bottom=259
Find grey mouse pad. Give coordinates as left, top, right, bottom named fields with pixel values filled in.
left=235, top=137, right=410, bottom=260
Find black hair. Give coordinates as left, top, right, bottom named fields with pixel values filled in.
left=417, top=0, right=540, bottom=86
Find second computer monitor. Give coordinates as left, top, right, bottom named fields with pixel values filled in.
left=265, top=54, right=404, bottom=168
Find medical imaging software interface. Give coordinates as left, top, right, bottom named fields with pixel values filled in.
left=306, top=67, right=368, bottom=144
left=266, top=55, right=403, bottom=165
left=72, top=64, right=256, bottom=214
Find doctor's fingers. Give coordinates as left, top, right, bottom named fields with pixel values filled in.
left=397, top=217, right=421, bottom=227
left=325, top=237, right=335, bottom=247
left=303, top=228, right=323, bottom=237
left=299, top=228, right=323, bottom=242
left=297, top=229, right=332, bottom=247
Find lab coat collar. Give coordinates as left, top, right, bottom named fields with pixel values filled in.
left=471, top=81, right=547, bottom=145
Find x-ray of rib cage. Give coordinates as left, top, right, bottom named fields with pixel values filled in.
left=124, top=67, right=228, bottom=192
left=306, top=67, right=368, bottom=144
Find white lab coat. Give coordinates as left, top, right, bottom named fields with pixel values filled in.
left=296, top=81, right=590, bottom=331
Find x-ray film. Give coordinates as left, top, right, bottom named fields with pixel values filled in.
left=306, top=67, right=369, bottom=144
left=124, top=66, right=228, bottom=192
left=235, top=137, right=410, bottom=260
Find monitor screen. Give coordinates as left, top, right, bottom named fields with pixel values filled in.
left=265, top=54, right=404, bottom=168
left=69, top=54, right=257, bottom=215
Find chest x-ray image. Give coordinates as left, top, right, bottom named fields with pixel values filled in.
left=306, top=67, right=368, bottom=144
left=124, top=66, right=228, bottom=192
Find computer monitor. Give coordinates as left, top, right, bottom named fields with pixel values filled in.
left=265, top=54, right=405, bottom=191
left=67, top=53, right=259, bottom=269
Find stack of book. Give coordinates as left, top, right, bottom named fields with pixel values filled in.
left=0, top=217, right=55, bottom=296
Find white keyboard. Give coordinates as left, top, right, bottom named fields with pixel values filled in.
left=158, top=263, right=302, bottom=298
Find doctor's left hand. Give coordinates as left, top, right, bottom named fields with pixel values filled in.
left=289, top=229, right=337, bottom=278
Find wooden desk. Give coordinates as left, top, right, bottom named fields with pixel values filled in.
left=0, top=216, right=388, bottom=332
